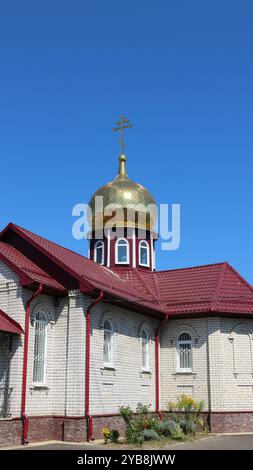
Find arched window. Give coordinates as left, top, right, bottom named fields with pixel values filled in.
left=103, top=319, right=114, bottom=367
left=139, top=240, right=150, bottom=267
left=141, top=328, right=150, bottom=371
left=115, top=238, right=129, bottom=264
left=33, top=311, right=48, bottom=385
left=176, top=332, right=192, bottom=372
left=94, top=240, right=104, bottom=265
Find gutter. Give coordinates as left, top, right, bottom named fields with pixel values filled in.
left=155, top=313, right=169, bottom=417
left=21, top=283, right=43, bottom=444
left=85, top=290, right=104, bottom=441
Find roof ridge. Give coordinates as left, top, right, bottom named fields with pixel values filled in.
left=211, top=262, right=228, bottom=309
left=134, top=270, right=160, bottom=304
left=152, top=271, right=163, bottom=303
left=9, top=223, right=92, bottom=262
left=226, top=263, right=253, bottom=292
left=156, top=262, right=227, bottom=274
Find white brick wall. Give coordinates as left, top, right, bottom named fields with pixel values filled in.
left=24, top=289, right=56, bottom=416
left=160, top=318, right=210, bottom=411
left=0, top=261, right=18, bottom=284
left=90, top=300, right=159, bottom=414
left=217, top=318, right=253, bottom=411
left=1, top=259, right=253, bottom=420
left=0, top=263, right=24, bottom=417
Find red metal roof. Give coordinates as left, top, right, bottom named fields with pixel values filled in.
left=0, top=241, right=66, bottom=293
left=1, top=223, right=253, bottom=317
left=0, top=309, right=24, bottom=334
left=155, top=263, right=253, bottom=314
left=112, top=264, right=253, bottom=315
left=0, top=224, right=163, bottom=314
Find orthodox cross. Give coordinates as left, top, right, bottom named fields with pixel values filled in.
left=113, top=116, right=133, bottom=155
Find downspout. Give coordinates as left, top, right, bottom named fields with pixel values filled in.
left=155, top=313, right=169, bottom=418
left=85, top=290, right=104, bottom=441
left=21, top=283, right=43, bottom=445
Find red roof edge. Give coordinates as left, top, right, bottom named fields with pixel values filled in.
left=0, top=309, right=24, bottom=334
left=227, top=263, right=253, bottom=292
left=0, top=251, right=32, bottom=286
left=2, top=223, right=94, bottom=292
left=0, top=222, right=13, bottom=239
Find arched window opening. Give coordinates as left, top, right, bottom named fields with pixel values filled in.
left=116, top=238, right=129, bottom=264
left=94, top=240, right=104, bottom=265
left=139, top=240, right=150, bottom=267
left=141, top=328, right=150, bottom=371
left=33, top=312, right=48, bottom=385
left=176, top=332, right=192, bottom=372
left=103, top=319, right=114, bottom=367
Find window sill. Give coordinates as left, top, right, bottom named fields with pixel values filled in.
left=173, top=371, right=196, bottom=376
left=101, top=366, right=116, bottom=371
left=140, top=370, right=152, bottom=377
left=30, top=385, right=49, bottom=390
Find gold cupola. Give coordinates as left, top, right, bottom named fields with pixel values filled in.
left=88, top=117, right=157, bottom=272
left=88, top=153, right=157, bottom=233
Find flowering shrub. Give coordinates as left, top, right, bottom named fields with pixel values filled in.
left=102, top=427, right=111, bottom=444
left=167, top=395, right=205, bottom=433
left=119, top=397, right=206, bottom=445
left=102, top=427, right=120, bottom=444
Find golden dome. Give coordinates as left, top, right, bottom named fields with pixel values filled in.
left=88, top=154, right=157, bottom=232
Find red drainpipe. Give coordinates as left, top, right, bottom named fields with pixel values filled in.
left=21, top=283, right=43, bottom=444
left=85, top=290, right=104, bottom=441
left=155, top=313, right=169, bottom=418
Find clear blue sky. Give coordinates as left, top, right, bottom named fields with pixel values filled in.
left=1, top=1, right=253, bottom=282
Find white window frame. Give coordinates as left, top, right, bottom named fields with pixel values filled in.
left=115, top=238, right=129, bottom=265
left=176, top=332, right=192, bottom=373
left=139, top=240, right=150, bottom=267
left=103, top=319, right=114, bottom=368
left=94, top=240, right=104, bottom=265
left=33, top=312, right=48, bottom=386
left=141, top=328, right=150, bottom=371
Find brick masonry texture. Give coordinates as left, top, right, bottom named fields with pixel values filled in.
left=0, top=417, right=87, bottom=445
left=1, top=261, right=253, bottom=446
left=0, top=419, right=22, bottom=446
left=2, top=412, right=253, bottom=445
left=210, top=413, right=253, bottom=433
left=92, top=415, right=126, bottom=439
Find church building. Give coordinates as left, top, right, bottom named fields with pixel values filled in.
left=1, top=133, right=253, bottom=445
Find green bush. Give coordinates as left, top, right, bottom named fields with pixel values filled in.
left=120, top=404, right=158, bottom=445
left=125, top=423, right=144, bottom=445
left=196, top=416, right=208, bottom=433
left=166, top=420, right=184, bottom=440
left=110, top=429, right=120, bottom=443
left=142, top=429, right=160, bottom=441
left=179, top=419, right=196, bottom=435
left=158, top=420, right=173, bottom=437
left=119, top=405, right=133, bottom=425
